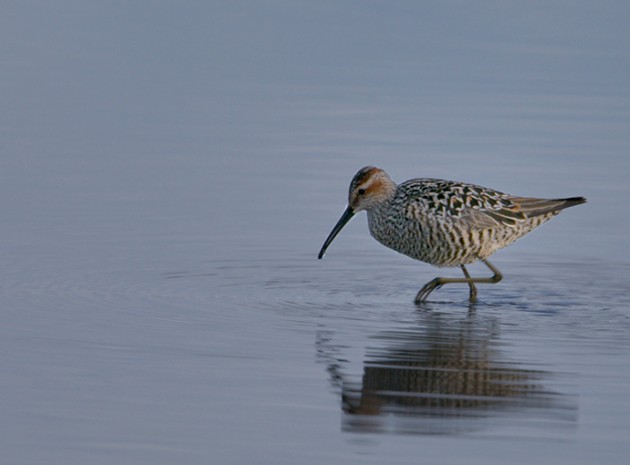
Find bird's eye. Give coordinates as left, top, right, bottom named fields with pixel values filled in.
left=358, top=188, right=366, bottom=196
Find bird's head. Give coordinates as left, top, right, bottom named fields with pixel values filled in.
left=318, top=166, right=395, bottom=259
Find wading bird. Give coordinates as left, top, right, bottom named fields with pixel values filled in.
left=318, top=166, right=586, bottom=303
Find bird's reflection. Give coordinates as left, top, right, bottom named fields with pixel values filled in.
left=317, top=304, right=576, bottom=436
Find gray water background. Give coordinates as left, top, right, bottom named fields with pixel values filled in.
left=2, top=1, right=630, bottom=464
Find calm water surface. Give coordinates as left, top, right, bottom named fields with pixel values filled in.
left=2, top=2, right=630, bottom=464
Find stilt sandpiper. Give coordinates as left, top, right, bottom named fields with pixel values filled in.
left=318, top=166, right=586, bottom=303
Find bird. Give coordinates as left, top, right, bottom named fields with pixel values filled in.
left=318, top=166, right=586, bottom=303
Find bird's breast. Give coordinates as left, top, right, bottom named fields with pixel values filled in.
left=367, top=206, right=426, bottom=259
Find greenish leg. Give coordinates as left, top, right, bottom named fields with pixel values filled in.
left=414, top=259, right=503, bottom=303
left=460, top=265, right=478, bottom=301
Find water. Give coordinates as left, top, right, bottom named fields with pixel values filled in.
left=2, top=1, right=630, bottom=464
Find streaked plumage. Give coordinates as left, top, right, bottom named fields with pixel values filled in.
left=318, top=166, right=586, bottom=302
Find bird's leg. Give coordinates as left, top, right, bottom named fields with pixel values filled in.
left=460, top=265, right=477, bottom=301
left=479, top=259, right=503, bottom=285
left=414, top=259, right=503, bottom=303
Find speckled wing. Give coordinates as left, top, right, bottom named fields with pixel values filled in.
left=402, top=179, right=528, bottom=229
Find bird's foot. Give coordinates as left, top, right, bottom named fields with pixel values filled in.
left=414, top=278, right=444, bottom=304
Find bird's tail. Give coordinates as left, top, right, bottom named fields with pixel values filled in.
left=511, top=196, right=587, bottom=217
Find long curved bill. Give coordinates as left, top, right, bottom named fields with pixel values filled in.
left=318, top=206, right=355, bottom=259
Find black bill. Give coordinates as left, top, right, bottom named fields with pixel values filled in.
left=318, top=206, right=355, bottom=259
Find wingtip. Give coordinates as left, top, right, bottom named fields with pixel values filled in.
left=566, top=196, right=587, bottom=206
